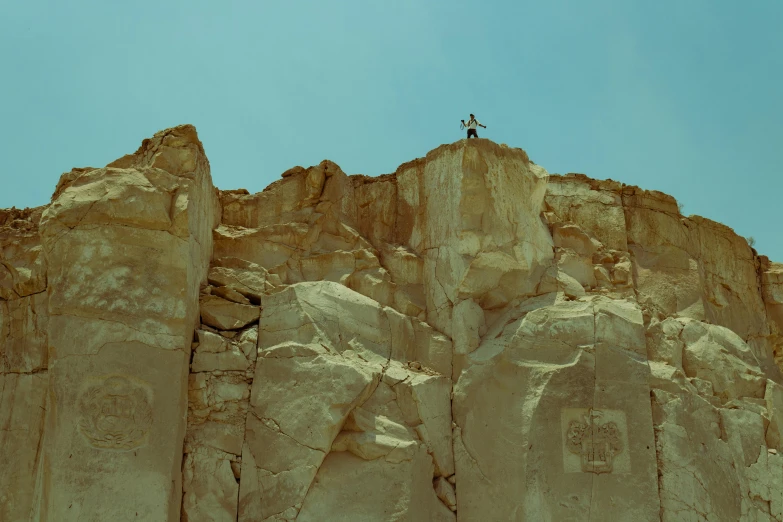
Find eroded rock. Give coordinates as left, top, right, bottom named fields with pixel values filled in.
left=3, top=131, right=781, bottom=521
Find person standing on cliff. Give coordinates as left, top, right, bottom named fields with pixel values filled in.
left=461, top=114, right=486, bottom=139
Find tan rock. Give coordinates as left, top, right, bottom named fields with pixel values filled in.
left=380, top=244, right=424, bottom=286
left=765, top=380, right=783, bottom=450
left=208, top=256, right=277, bottom=301
left=651, top=387, right=767, bottom=520
left=385, top=140, right=554, bottom=334
left=212, top=223, right=307, bottom=270
left=4, top=129, right=783, bottom=521
left=347, top=266, right=396, bottom=307
left=403, top=373, right=454, bottom=477
left=680, top=319, right=765, bottom=401
left=331, top=406, right=419, bottom=462
left=0, top=372, right=48, bottom=522
left=212, top=285, right=251, bottom=304
left=186, top=371, right=250, bottom=456
left=557, top=249, right=596, bottom=288
left=200, top=294, right=259, bottom=330
left=434, top=476, right=457, bottom=511
left=545, top=174, right=627, bottom=250
left=626, top=188, right=768, bottom=349
left=453, top=296, right=660, bottom=521
left=552, top=222, right=602, bottom=257
left=451, top=298, right=485, bottom=355
left=746, top=450, right=783, bottom=520
left=220, top=160, right=342, bottom=229
left=297, top=446, right=455, bottom=522
left=238, top=352, right=379, bottom=521
left=182, top=449, right=239, bottom=522
left=0, top=292, right=48, bottom=373
left=387, top=308, right=453, bottom=377
left=37, top=124, right=218, bottom=521
left=537, top=265, right=586, bottom=298
left=192, top=341, right=250, bottom=373
left=0, top=208, right=47, bottom=299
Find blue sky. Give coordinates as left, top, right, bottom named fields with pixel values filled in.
left=1, top=1, right=781, bottom=260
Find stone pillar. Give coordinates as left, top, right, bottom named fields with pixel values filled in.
left=0, top=206, right=50, bottom=522
left=38, top=125, right=217, bottom=521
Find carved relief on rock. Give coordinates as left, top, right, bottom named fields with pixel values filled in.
left=561, top=408, right=629, bottom=474
left=78, top=375, right=153, bottom=450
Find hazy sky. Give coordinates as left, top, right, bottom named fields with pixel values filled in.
left=1, top=1, right=781, bottom=260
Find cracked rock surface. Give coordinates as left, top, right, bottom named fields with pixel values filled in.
left=2, top=127, right=782, bottom=521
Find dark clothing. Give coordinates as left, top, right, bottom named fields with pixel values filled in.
left=467, top=128, right=478, bottom=139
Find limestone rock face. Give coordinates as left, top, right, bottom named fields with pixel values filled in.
left=0, top=207, right=49, bottom=522
left=2, top=131, right=781, bottom=521
left=6, top=124, right=220, bottom=522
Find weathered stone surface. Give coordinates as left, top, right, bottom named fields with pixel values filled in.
left=0, top=291, right=48, bottom=373
left=0, top=209, right=49, bottom=375
left=680, top=319, right=766, bottom=402
left=36, top=124, right=218, bottom=521
left=191, top=328, right=252, bottom=372
left=200, top=294, right=260, bottom=331
left=233, top=280, right=455, bottom=520
left=182, top=448, right=239, bottom=522
left=3, top=132, right=782, bottom=521
left=186, top=369, right=251, bottom=456
left=453, top=296, right=660, bottom=521
left=0, top=207, right=48, bottom=300
left=545, top=174, right=627, bottom=251
left=0, top=372, right=48, bottom=522
left=297, top=445, right=455, bottom=522
left=208, top=256, right=279, bottom=302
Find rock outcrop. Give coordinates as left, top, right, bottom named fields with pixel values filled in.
left=1, top=126, right=781, bottom=521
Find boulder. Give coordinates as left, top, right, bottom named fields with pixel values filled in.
left=200, top=294, right=259, bottom=330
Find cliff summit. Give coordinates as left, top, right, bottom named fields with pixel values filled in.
left=2, top=124, right=782, bottom=521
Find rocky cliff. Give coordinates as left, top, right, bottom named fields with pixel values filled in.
left=1, top=125, right=782, bottom=521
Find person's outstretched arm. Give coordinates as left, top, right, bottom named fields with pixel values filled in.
left=480, top=122, right=487, bottom=128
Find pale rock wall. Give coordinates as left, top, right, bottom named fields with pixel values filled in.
left=0, top=207, right=49, bottom=522
left=16, top=125, right=218, bottom=521
left=1, top=128, right=782, bottom=521
left=544, top=174, right=783, bottom=521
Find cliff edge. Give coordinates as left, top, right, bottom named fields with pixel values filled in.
left=1, top=125, right=782, bottom=521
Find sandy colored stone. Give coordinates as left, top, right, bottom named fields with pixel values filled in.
left=0, top=207, right=48, bottom=300
left=0, top=292, right=48, bottom=373
left=380, top=245, right=424, bottom=286
left=186, top=371, right=250, bottom=456
left=556, top=249, right=596, bottom=288
left=207, top=256, right=278, bottom=301
left=192, top=344, right=250, bottom=372
left=297, top=446, right=455, bottom=522
left=182, top=449, right=239, bottom=522
left=4, top=129, right=783, bottom=521
left=453, top=296, right=660, bottom=521
left=220, top=160, right=343, bottom=229
left=36, top=124, right=218, bottom=521
left=537, top=265, right=586, bottom=298
left=200, top=294, right=259, bottom=330
left=0, top=372, right=48, bottom=522
left=765, top=380, right=783, bottom=450
left=680, top=319, right=766, bottom=402
left=238, top=352, right=379, bottom=521
left=434, top=476, right=457, bottom=511
left=552, top=222, right=602, bottom=257
left=545, top=174, right=627, bottom=251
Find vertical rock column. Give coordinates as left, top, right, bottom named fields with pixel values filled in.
left=0, top=206, right=49, bottom=522
left=38, top=125, right=217, bottom=521
left=392, top=141, right=554, bottom=364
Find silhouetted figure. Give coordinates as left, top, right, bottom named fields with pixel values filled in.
left=461, top=114, right=487, bottom=138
